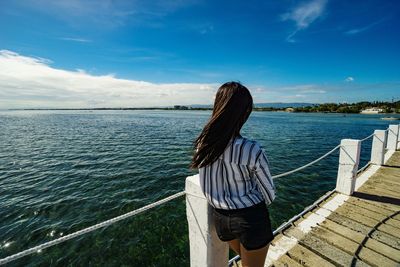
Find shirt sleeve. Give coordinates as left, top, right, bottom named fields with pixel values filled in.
left=253, top=146, right=276, bottom=205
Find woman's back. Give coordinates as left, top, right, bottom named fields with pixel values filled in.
left=192, top=81, right=275, bottom=266
left=199, top=136, right=276, bottom=210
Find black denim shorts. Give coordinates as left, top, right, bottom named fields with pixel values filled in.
left=212, top=202, right=274, bottom=250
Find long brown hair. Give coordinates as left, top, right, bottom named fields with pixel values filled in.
left=191, top=81, right=253, bottom=168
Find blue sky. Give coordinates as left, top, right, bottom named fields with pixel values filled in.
left=0, top=0, right=399, bottom=108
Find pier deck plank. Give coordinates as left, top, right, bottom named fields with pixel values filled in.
left=238, top=151, right=400, bottom=267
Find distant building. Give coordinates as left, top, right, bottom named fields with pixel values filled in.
left=285, top=107, right=295, bottom=112
left=360, top=107, right=384, bottom=114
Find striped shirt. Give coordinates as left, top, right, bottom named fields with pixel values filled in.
left=199, top=136, right=276, bottom=210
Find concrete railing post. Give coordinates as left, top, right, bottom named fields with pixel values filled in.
left=370, top=130, right=388, bottom=165
left=336, top=139, right=361, bottom=195
left=387, top=124, right=399, bottom=151
left=185, top=174, right=228, bottom=267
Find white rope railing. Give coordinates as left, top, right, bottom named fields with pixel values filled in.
left=228, top=189, right=336, bottom=265
left=271, top=144, right=341, bottom=179
left=357, top=161, right=371, bottom=174
left=1, top=131, right=379, bottom=266
left=0, top=191, right=185, bottom=266
left=230, top=130, right=384, bottom=266
left=359, top=133, right=375, bottom=142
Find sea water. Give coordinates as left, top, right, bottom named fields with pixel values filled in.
left=0, top=110, right=396, bottom=266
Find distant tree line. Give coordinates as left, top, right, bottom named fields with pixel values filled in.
left=293, top=101, right=400, bottom=113
left=253, top=107, right=284, bottom=111
left=17, top=100, right=400, bottom=113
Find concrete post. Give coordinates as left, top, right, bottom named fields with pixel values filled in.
left=387, top=124, right=399, bottom=151
left=336, top=139, right=361, bottom=195
left=370, top=130, right=388, bottom=165
left=185, top=174, right=228, bottom=267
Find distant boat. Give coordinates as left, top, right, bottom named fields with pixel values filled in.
left=381, top=117, right=400, bottom=120
left=360, top=107, right=384, bottom=114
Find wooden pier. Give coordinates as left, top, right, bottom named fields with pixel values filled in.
left=266, top=151, right=400, bottom=267
left=185, top=126, right=400, bottom=267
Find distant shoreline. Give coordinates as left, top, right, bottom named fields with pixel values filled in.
left=7, top=107, right=212, bottom=111
left=4, top=100, right=400, bottom=114
left=4, top=107, right=399, bottom=115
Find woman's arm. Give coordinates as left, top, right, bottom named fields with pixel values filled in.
left=253, top=149, right=276, bottom=205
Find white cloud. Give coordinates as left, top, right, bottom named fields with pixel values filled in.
left=0, top=50, right=218, bottom=108
left=278, top=84, right=326, bottom=94
left=2, top=50, right=397, bottom=108
left=59, top=37, right=92, bottom=43
left=294, top=94, right=306, bottom=98
left=345, top=28, right=366, bottom=35
left=16, top=0, right=198, bottom=28
left=345, top=19, right=385, bottom=35
left=281, top=0, right=328, bottom=42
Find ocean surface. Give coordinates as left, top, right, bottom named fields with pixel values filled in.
left=0, top=110, right=397, bottom=266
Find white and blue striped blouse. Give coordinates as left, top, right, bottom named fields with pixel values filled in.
left=199, top=136, right=276, bottom=210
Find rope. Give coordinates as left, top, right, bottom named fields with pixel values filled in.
left=357, top=161, right=371, bottom=174
left=229, top=189, right=337, bottom=265
left=273, top=189, right=336, bottom=235
left=359, top=133, right=375, bottom=142
left=0, top=191, right=185, bottom=266
left=272, top=144, right=341, bottom=179
left=230, top=132, right=374, bottom=265
left=2, top=130, right=377, bottom=265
